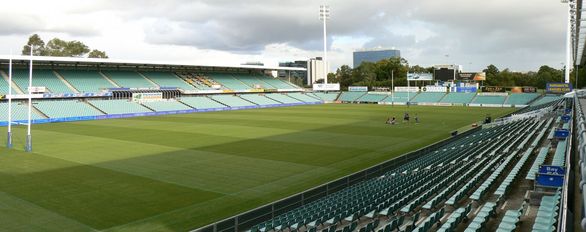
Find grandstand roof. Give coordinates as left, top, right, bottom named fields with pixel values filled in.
left=0, top=55, right=307, bottom=72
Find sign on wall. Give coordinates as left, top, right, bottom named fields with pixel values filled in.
left=457, top=72, right=486, bottom=81
left=546, top=83, right=572, bottom=94
left=482, top=86, right=506, bottom=92
left=312, top=83, right=340, bottom=91
left=421, top=86, right=447, bottom=92
left=348, top=86, right=368, bottom=92
left=407, top=73, right=433, bottom=81
left=394, top=86, right=420, bottom=92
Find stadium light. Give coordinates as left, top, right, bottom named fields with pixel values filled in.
left=319, top=3, right=330, bottom=84
left=562, top=0, right=574, bottom=83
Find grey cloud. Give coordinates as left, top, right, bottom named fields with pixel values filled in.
left=0, top=14, right=46, bottom=35
left=0, top=12, right=100, bottom=37
left=0, top=0, right=567, bottom=71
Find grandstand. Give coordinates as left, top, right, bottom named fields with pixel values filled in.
left=58, top=70, right=117, bottom=93
left=208, top=73, right=252, bottom=90
left=265, top=93, right=303, bottom=104
left=380, top=92, right=415, bottom=103
left=504, top=93, right=540, bottom=105
left=175, top=73, right=216, bottom=90
left=11, top=69, right=73, bottom=93
left=0, top=102, right=44, bottom=121
left=141, top=71, right=196, bottom=90
left=471, top=94, right=507, bottom=105
left=141, top=100, right=192, bottom=111
left=34, top=100, right=103, bottom=118
left=180, top=96, right=227, bottom=109
left=287, top=92, right=321, bottom=103
left=239, top=94, right=281, bottom=106
left=102, top=70, right=157, bottom=88
left=0, top=73, right=17, bottom=94
left=440, top=92, right=476, bottom=104
left=356, top=93, right=389, bottom=103
left=532, top=94, right=563, bottom=106
left=88, top=99, right=152, bottom=114
left=338, top=91, right=367, bottom=102
left=410, top=92, right=446, bottom=103
left=209, top=94, right=256, bottom=107
left=309, top=92, right=340, bottom=101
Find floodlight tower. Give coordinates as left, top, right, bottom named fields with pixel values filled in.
left=562, top=0, right=575, bottom=83
left=319, top=3, right=330, bottom=84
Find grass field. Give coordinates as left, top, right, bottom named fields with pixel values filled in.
left=0, top=104, right=514, bottom=231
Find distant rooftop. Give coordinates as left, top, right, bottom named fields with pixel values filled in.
left=354, top=47, right=399, bottom=52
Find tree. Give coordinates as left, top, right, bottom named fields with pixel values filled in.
left=88, top=49, right=109, bottom=58
left=20, top=34, right=108, bottom=58
left=45, top=38, right=90, bottom=57
left=21, top=34, right=46, bottom=56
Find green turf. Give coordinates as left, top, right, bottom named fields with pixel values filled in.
left=0, top=104, right=515, bottom=231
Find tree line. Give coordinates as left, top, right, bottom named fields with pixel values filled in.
left=21, top=34, right=108, bottom=58
left=322, top=57, right=580, bottom=90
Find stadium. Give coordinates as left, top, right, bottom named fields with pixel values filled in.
left=0, top=1, right=585, bottom=232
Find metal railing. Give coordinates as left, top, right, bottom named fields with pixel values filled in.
left=573, top=94, right=586, bottom=231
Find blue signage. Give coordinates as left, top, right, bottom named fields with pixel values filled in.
left=348, top=86, right=368, bottom=92
left=536, top=174, right=564, bottom=187
left=453, top=87, right=477, bottom=93
left=539, top=165, right=565, bottom=175
left=546, top=82, right=573, bottom=93
left=536, top=165, right=565, bottom=188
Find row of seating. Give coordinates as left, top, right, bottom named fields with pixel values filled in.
left=265, top=93, right=303, bottom=104
left=0, top=69, right=302, bottom=94
left=309, top=92, right=340, bottom=101
left=0, top=92, right=323, bottom=121
left=552, top=138, right=568, bottom=167
left=142, top=100, right=192, bottom=111
left=412, top=208, right=444, bottom=232
left=464, top=202, right=497, bottom=232
left=88, top=99, right=152, bottom=114
left=338, top=92, right=367, bottom=102
left=34, top=100, right=103, bottom=118
left=495, top=202, right=525, bottom=232
left=532, top=190, right=561, bottom=231
left=468, top=119, right=541, bottom=201
left=507, top=93, right=541, bottom=105
left=495, top=119, right=553, bottom=196
left=472, top=95, right=507, bottom=104
left=179, top=96, right=227, bottom=109
left=250, top=118, right=536, bottom=232
left=142, top=72, right=196, bottom=90
left=239, top=94, right=281, bottom=106
left=288, top=92, right=321, bottom=103
left=0, top=102, right=44, bottom=121
left=532, top=95, right=563, bottom=106
left=337, top=91, right=542, bottom=105
left=437, top=204, right=471, bottom=232
left=526, top=146, right=551, bottom=180
left=515, top=98, right=563, bottom=115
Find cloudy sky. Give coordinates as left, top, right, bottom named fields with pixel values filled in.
left=0, top=0, right=569, bottom=72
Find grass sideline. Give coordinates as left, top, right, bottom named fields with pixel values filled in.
left=0, top=104, right=515, bottom=231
